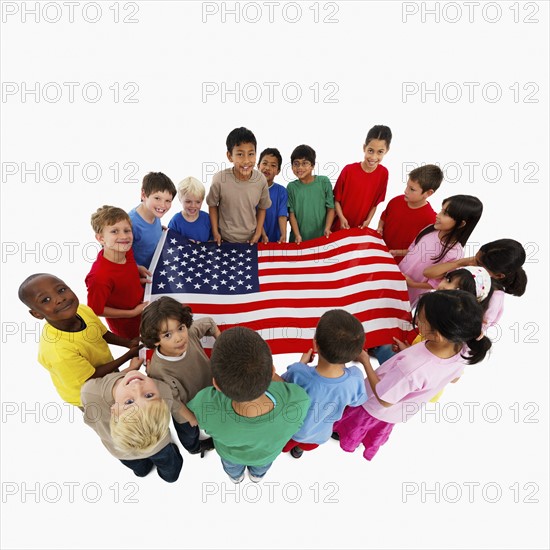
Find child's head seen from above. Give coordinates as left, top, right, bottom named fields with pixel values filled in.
left=211, top=326, right=273, bottom=402
left=315, top=309, right=365, bottom=364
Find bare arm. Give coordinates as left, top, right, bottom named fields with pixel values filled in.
left=250, top=208, right=266, bottom=244
left=102, top=331, right=139, bottom=349
left=277, top=216, right=288, bottom=243
left=209, top=205, right=222, bottom=245
left=360, top=206, right=377, bottom=229
left=289, top=212, right=302, bottom=244
left=423, top=256, right=476, bottom=279
left=334, top=201, right=349, bottom=229
left=324, top=208, right=335, bottom=237
left=89, top=349, right=141, bottom=379
left=102, top=302, right=148, bottom=319
left=356, top=350, right=393, bottom=408
left=404, top=276, right=433, bottom=290
left=377, top=219, right=384, bottom=235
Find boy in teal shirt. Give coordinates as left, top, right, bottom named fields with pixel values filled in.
left=287, top=144, right=335, bottom=243
left=188, top=327, right=310, bottom=483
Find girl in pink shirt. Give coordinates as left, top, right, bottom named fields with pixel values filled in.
left=400, top=194, right=483, bottom=307
left=333, top=290, right=492, bottom=461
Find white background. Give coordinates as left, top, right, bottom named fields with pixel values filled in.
left=1, top=1, right=548, bottom=549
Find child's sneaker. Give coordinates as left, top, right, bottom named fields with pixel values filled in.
left=229, top=473, right=244, bottom=484
left=290, top=446, right=303, bottom=459
left=247, top=469, right=264, bottom=483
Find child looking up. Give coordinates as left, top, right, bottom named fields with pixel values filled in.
left=400, top=195, right=483, bottom=307
left=81, top=369, right=184, bottom=483
left=287, top=144, right=335, bottom=243
left=168, top=177, right=212, bottom=243
left=86, top=206, right=147, bottom=339
left=206, top=127, right=271, bottom=244
left=18, top=273, right=140, bottom=407
left=258, top=147, right=288, bottom=243
left=378, top=164, right=443, bottom=264
left=333, top=125, right=392, bottom=231
left=140, top=297, right=219, bottom=457
left=188, top=327, right=310, bottom=483
left=129, top=172, right=176, bottom=268
left=333, top=290, right=492, bottom=460
left=281, top=309, right=368, bottom=459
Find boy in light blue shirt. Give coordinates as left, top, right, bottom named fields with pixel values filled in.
left=281, top=309, right=368, bottom=458
left=128, top=172, right=177, bottom=268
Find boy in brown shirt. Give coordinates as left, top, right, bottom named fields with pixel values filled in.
left=141, top=297, right=220, bottom=457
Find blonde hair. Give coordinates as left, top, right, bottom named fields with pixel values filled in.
left=91, top=205, right=131, bottom=234
left=177, top=177, right=205, bottom=204
left=110, top=399, right=170, bottom=454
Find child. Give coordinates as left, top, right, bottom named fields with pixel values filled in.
left=86, top=206, right=147, bottom=339
left=187, top=327, right=310, bottom=483
left=168, top=176, right=212, bottom=242
left=280, top=310, right=368, bottom=458
left=400, top=194, right=483, bottom=307
left=206, top=127, right=271, bottom=245
left=128, top=172, right=177, bottom=268
left=18, top=273, right=140, bottom=407
left=333, top=125, right=392, bottom=231
left=141, top=297, right=220, bottom=457
left=258, top=147, right=288, bottom=243
left=423, top=238, right=527, bottom=329
left=287, top=144, right=335, bottom=243
left=377, top=164, right=443, bottom=264
left=81, top=369, right=184, bottom=482
left=333, top=290, right=492, bottom=460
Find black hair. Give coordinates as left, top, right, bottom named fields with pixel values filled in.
left=290, top=144, right=316, bottom=165
left=18, top=273, right=49, bottom=306
left=414, top=290, right=492, bottom=365
left=211, top=327, right=273, bottom=402
left=477, top=239, right=527, bottom=297
left=258, top=148, right=283, bottom=170
left=315, top=309, right=365, bottom=364
left=226, top=127, right=257, bottom=153
left=142, top=172, right=177, bottom=198
left=140, top=297, right=193, bottom=348
left=365, top=125, right=392, bottom=149
left=414, top=195, right=483, bottom=263
left=444, top=269, right=494, bottom=312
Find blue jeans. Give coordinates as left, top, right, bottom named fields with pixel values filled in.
left=372, top=345, right=395, bottom=365
left=220, top=457, right=273, bottom=481
left=173, top=418, right=200, bottom=453
left=120, top=442, right=183, bottom=483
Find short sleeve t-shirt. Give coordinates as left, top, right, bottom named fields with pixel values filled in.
left=128, top=206, right=163, bottom=268
left=168, top=211, right=212, bottom=243
left=287, top=175, right=335, bottom=242
left=263, top=182, right=288, bottom=242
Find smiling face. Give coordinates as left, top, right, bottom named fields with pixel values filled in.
left=227, top=142, right=257, bottom=181
left=291, top=159, right=314, bottom=183
left=96, top=219, right=133, bottom=255
left=181, top=193, right=203, bottom=220
left=24, top=274, right=80, bottom=329
left=155, top=317, right=189, bottom=357
left=111, top=371, right=160, bottom=412
left=362, top=138, right=389, bottom=173
left=141, top=189, right=174, bottom=220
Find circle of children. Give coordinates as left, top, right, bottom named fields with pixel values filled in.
left=19, top=126, right=528, bottom=484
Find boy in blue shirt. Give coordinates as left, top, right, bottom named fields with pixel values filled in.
left=128, top=172, right=177, bottom=268
left=258, top=148, right=288, bottom=243
left=281, top=309, right=368, bottom=458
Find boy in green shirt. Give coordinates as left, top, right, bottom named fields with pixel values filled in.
left=188, top=327, right=310, bottom=483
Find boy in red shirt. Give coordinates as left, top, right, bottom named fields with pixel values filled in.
left=86, top=206, right=148, bottom=339
left=377, top=164, right=443, bottom=264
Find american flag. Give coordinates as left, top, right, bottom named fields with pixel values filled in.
left=145, top=228, right=413, bottom=354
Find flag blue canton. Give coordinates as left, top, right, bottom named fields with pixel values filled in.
left=151, top=231, right=260, bottom=295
